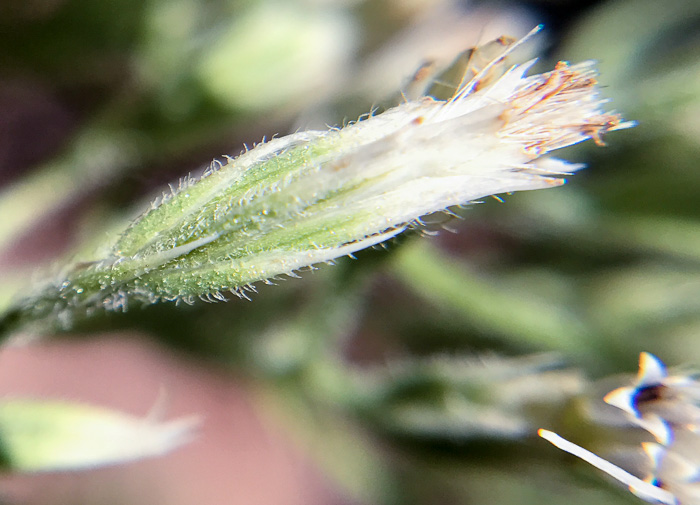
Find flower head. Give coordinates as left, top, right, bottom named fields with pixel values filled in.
left=540, top=353, right=700, bottom=505
left=4, top=27, right=633, bottom=327
left=538, top=429, right=678, bottom=505
left=605, top=352, right=700, bottom=444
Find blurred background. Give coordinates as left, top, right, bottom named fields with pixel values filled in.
left=1, top=0, right=699, bottom=503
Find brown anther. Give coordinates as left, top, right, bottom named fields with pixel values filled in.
left=519, top=62, right=575, bottom=113
left=503, top=62, right=600, bottom=124
left=410, top=61, right=437, bottom=85
left=544, top=177, right=565, bottom=187
left=496, top=35, right=516, bottom=46
left=464, top=36, right=518, bottom=93
left=588, top=129, right=607, bottom=147
left=581, top=114, right=622, bottom=146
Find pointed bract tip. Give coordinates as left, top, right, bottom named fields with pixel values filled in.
left=639, top=352, right=668, bottom=385
left=604, top=386, right=637, bottom=415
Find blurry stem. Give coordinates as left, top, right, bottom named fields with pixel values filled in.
left=247, top=267, right=370, bottom=379
left=246, top=268, right=396, bottom=504
left=390, top=240, right=595, bottom=353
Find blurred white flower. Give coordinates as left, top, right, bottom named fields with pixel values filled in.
left=541, top=353, right=700, bottom=505
left=605, top=352, right=700, bottom=444
left=642, top=442, right=700, bottom=505
left=538, top=429, right=677, bottom=505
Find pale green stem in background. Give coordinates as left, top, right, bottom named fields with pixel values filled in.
left=390, top=241, right=593, bottom=353
left=539, top=429, right=678, bottom=505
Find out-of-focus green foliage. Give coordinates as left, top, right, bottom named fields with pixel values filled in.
left=0, top=0, right=698, bottom=504
left=0, top=399, right=197, bottom=472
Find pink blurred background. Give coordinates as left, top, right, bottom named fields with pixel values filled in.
left=0, top=334, right=354, bottom=505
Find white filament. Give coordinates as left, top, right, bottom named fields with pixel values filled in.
left=538, top=429, right=677, bottom=505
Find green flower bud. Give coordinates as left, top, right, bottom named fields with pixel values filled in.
left=1, top=29, right=633, bottom=332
